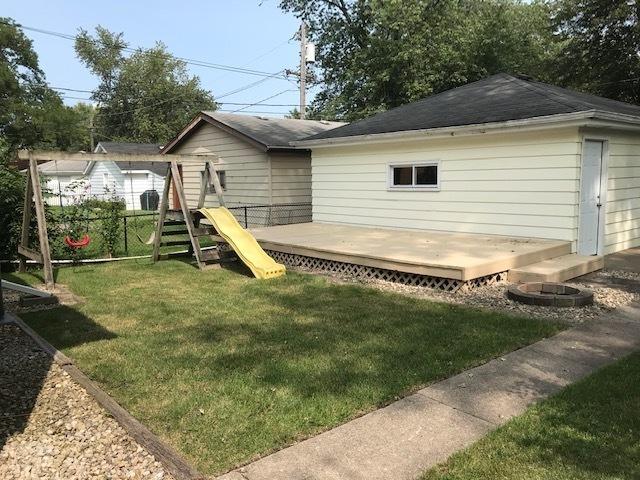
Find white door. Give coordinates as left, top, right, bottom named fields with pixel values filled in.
left=124, top=173, right=149, bottom=210
left=578, top=140, right=605, bottom=255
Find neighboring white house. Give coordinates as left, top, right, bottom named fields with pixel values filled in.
left=39, top=160, right=89, bottom=206
left=39, top=142, right=165, bottom=210
left=161, top=112, right=343, bottom=210
left=90, top=142, right=165, bottom=210
left=295, top=73, right=640, bottom=256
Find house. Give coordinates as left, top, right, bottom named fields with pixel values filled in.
left=90, top=142, right=165, bottom=210
left=39, top=142, right=165, bottom=210
left=294, top=73, right=640, bottom=257
left=39, top=160, right=88, bottom=207
left=161, top=112, right=344, bottom=217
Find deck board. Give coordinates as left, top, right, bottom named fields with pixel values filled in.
left=251, top=223, right=572, bottom=280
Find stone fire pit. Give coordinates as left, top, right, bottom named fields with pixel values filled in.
left=507, top=282, right=594, bottom=307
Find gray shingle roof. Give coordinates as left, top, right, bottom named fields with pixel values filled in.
left=38, top=159, right=167, bottom=177
left=305, top=73, right=640, bottom=142
left=38, top=160, right=88, bottom=174
left=115, top=161, right=167, bottom=177
left=201, top=112, right=344, bottom=149
left=94, top=142, right=166, bottom=175
left=96, top=142, right=163, bottom=154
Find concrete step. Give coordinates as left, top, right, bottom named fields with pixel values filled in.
left=508, top=254, right=604, bottom=283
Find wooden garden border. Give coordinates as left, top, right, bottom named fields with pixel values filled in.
left=1, top=311, right=206, bottom=480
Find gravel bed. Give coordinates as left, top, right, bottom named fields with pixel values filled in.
left=2, top=284, right=81, bottom=314
left=299, top=267, right=639, bottom=324
left=0, top=324, right=174, bottom=480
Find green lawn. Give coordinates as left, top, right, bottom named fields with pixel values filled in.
left=423, top=352, right=640, bottom=480
left=7, top=260, right=564, bottom=474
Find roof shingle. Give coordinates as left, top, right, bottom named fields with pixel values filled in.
left=305, top=73, right=640, bottom=142
left=96, top=142, right=163, bottom=154
left=200, top=112, right=344, bottom=149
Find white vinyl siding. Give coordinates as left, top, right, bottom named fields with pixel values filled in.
left=89, top=161, right=125, bottom=199
left=170, top=123, right=271, bottom=208
left=43, top=175, right=87, bottom=206
left=122, top=171, right=165, bottom=210
left=601, top=131, right=640, bottom=254
left=270, top=153, right=312, bottom=204
left=311, top=128, right=582, bottom=244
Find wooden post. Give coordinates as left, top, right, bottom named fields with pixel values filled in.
left=18, top=168, right=33, bottom=273
left=29, top=153, right=54, bottom=288
left=207, top=160, right=226, bottom=207
left=170, top=161, right=204, bottom=269
left=152, top=163, right=172, bottom=263
left=197, top=167, right=209, bottom=209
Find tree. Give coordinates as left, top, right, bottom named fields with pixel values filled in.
left=278, top=1, right=558, bottom=121
left=554, top=0, right=640, bottom=104
left=0, top=17, right=90, bottom=154
left=34, top=97, right=94, bottom=152
left=0, top=18, right=92, bottom=258
left=75, top=27, right=216, bottom=143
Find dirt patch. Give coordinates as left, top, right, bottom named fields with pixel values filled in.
left=2, top=283, right=82, bottom=314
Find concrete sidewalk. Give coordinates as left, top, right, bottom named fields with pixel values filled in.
left=219, top=303, right=640, bottom=480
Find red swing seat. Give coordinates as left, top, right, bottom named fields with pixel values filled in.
left=64, top=234, right=91, bottom=249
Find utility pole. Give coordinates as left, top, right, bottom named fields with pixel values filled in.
left=299, top=21, right=307, bottom=120
left=89, top=114, right=95, bottom=152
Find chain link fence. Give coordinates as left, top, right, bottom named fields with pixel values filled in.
left=226, top=203, right=312, bottom=228
left=45, top=203, right=311, bottom=260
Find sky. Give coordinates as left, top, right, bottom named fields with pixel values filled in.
left=4, top=0, right=315, bottom=117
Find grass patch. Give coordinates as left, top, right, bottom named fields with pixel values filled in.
left=7, top=260, right=563, bottom=474
left=423, top=352, right=640, bottom=480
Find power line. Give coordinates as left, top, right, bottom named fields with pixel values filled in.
left=232, top=89, right=296, bottom=113
left=5, top=20, right=302, bottom=115
left=66, top=74, right=291, bottom=117
left=588, top=76, right=640, bottom=87
left=220, top=110, right=294, bottom=115
left=222, top=101, right=298, bottom=107
left=209, top=37, right=294, bottom=83
left=3, top=19, right=290, bottom=79
left=60, top=93, right=299, bottom=107
left=60, top=95, right=96, bottom=102
left=50, top=86, right=94, bottom=94
left=54, top=69, right=293, bottom=110
left=215, top=71, right=287, bottom=99
left=52, top=70, right=292, bottom=113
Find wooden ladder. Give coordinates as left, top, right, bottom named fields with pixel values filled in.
left=152, top=160, right=228, bottom=270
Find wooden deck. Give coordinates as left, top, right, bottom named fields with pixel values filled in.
left=250, top=223, right=572, bottom=281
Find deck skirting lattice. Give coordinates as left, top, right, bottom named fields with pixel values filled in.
left=266, top=250, right=506, bottom=293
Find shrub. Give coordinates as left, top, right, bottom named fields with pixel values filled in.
left=0, top=163, right=25, bottom=260
left=91, top=190, right=125, bottom=257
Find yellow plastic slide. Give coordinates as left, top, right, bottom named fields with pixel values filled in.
left=199, top=207, right=286, bottom=279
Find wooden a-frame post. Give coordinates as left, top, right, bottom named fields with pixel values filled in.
left=152, top=157, right=227, bottom=268
left=153, top=161, right=201, bottom=265
left=152, top=163, right=173, bottom=263
left=18, top=151, right=54, bottom=289
left=197, top=160, right=226, bottom=208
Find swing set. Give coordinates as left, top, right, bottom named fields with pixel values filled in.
left=16, top=149, right=235, bottom=289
